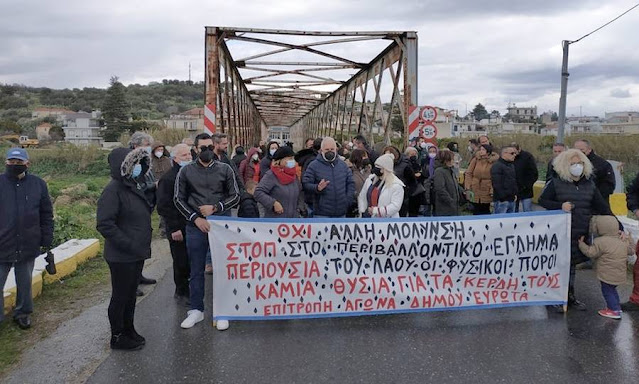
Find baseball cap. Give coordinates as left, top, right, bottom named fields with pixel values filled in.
left=6, top=147, right=28, bottom=161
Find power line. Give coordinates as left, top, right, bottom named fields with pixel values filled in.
left=571, top=3, right=639, bottom=44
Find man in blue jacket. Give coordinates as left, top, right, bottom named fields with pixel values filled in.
left=0, top=148, right=53, bottom=329
left=302, top=137, right=355, bottom=218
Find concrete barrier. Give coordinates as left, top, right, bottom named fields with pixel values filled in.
left=3, top=239, right=100, bottom=315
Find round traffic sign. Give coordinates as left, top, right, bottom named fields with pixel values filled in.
left=420, top=106, right=437, bottom=122
left=420, top=123, right=438, bottom=139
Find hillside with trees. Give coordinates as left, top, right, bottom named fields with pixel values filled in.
left=0, top=79, right=204, bottom=137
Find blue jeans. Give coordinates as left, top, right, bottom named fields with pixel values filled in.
left=601, top=281, right=620, bottom=311
left=186, top=224, right=209, bottom=312
left=494, top=200, right=515, bottom=214
left=515, top=198, right=533, bottom=212
left=0, top=259, right=35, bottom=322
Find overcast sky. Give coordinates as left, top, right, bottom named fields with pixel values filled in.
left=1, top=0, right=638, bottom=117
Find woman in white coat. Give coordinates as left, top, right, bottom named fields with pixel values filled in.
left=358, top=153, right=405, bottom=218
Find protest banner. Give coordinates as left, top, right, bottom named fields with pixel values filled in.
left=209, top=211, right=571, bottom=321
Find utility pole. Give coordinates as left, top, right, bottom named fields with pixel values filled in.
left=557, top=40, right=570, bottom=143
left=189, top=62, right=192, bottom=83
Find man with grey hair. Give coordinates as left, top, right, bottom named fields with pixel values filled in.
left=573, top=139, right=615, bottom=203
left=302, top=137, right=355, bottom=218
left=157, top=144, right=192, bottom=305
left=128, top=131, right=154, bottom=152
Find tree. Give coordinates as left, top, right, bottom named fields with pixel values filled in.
left=102, top=76, right=130, bottom=141
left=490, top=110, right=501, bottom=118
left=551, top=112, right=558, bottom=122
left=49, top=125, right=65, bottom=141
left=472, top=103, right=489, bottom=121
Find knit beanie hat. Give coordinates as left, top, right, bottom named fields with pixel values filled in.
left=374, top=153, right=395, bottom=173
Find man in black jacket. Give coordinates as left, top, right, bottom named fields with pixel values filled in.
left=212, top=133, right=244, bottom=191
left=511, top=142, right=538, bottom=212
left=546, top=143, right=566, bottom=181
left=491, top=146, right=518, bottom=214
left=0, top=148, right=53, bottom=330
left=157, top=144, right=192, bottom=306
left=574, top=139, right=615, bottom=203
left=174, top=133, right=240, bottom=331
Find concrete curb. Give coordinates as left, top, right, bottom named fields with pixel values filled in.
left=3, top=239, right=100, bottom=315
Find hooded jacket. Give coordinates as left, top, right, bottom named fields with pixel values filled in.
left=174, top=158, right=241, bottom=223
left=239, top=147, right=262, bottom=184
left=96, top=148, right=153, bottom=263
left=151, top=142, right=172, bottom=181
left=302, top=154, right=355, bottom=217
left=464, top=152, right=498, bottom=203
left=358, top=174, right=405, bottom=218
left=578, top=215, right=632, bottom=285
left=0, top=165, right=53, bottom=263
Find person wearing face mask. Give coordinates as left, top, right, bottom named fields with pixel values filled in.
left=539, top=149, right=616, bottom=312
left=254, top=146, right=304, bottom=218
left=464, top=144, right=498, bottom=215
left=239, top=146, right=263, bottom=185
left=302, top=137, right=355, bottom=218
left=259, top=141, right=280, bottom=181
left=151, top=143, right=172, bottom=181
left=382, top=146, right=417, bottom=217
left=174, top=132, right=240, bottom=330
left=358, top=154, right=405, bottom=218
left=405, top=147, right=425, bottom=217
left=156, top=144, right=192, bottom=307
left=231, top=145, right=247, bottom=169
left=446, top=141, right=462, bottom=182
left=0, top=148, right=53, bottom=330
left=97, top=147, right=153, bottom=350
left=295, top=138, right=321, bottom=217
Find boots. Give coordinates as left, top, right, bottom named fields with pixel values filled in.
left=568, top=293, right=587, bottom=311
left=124, top=328, right=146, bottom=345
left=110, top=333, right=144, bottom=351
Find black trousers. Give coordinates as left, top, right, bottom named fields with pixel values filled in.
left=473, top=203, right=491, bottom=215
left=168, top=233, right=190, bottom=297
left=107, top=260, right=144, bottom=335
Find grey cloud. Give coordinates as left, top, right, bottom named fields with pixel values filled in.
left=610, top=88, right=631, bottom=98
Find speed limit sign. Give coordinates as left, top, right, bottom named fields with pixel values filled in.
left=420, top=106, right=437, bottom=122
left=420, top=123, right=438, bottom=139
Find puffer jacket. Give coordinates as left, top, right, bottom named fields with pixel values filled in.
left=96, top=148, right=153, bottom=263
left=579, top=215, right=632, bottom=285
left=302, top=154, right=355, bottom=217
left=239, top=147, right=262, bottom=184
left=0, top=167, right=53, bottom=263
left=358, top=174, right=405, bottom=218
left=464, top=152, right=498, bottom=203
left=174, top=159, right=241, bottom=223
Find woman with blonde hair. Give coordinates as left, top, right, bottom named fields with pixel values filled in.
left=539, top=148, right=616, bottom=312
left=358, top=154, right=405, bottom=218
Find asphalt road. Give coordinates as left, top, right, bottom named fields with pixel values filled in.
left=86, top=262, right=639, bottom=384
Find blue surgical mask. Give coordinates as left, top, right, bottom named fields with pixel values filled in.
left=143, top=146, right=152, bottom=154
left=132, top=164, right=142, bottom=178
left=285, top=160, right=296, bottom=169
left=179, top=160, right=190, bottom=167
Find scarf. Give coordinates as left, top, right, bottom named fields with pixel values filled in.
left=366, top=179, right=384, bottom=208
left=271, top=164, right=297, bottom=185
left=252, top=161, right=260, bottom=182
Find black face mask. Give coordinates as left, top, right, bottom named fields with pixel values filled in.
left=199, top=149, right=214, bottom=164
left=6, top=164, right=27, bottom=177
left=410, top=155, right=418, bottom=162
left=362, top=158, right=371, bottom=167
left=372, top=167, right=383, bottom=177
left=323, top=151, right=336, bottom=162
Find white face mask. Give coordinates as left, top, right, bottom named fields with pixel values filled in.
left=252, top=154, right=259, bottom=161
left=269, top=149, right=276, bottom=157
left=467, top=146, right=473, bottom=152
left=570, top=163, right=584, bottom=177
left=154, top=151, right=163, bottom=158
left=420, top=142, right=428, bottom=149
left=428, top=153, right=437, bottom=159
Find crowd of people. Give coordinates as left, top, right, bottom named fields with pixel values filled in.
left=1, top=131, right=638, bottom=352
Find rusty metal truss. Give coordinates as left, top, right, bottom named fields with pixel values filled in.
left=205, top=27, right=417, bottom=147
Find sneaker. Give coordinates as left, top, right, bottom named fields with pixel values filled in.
left=14, top=315, right=31, bottom=330
left=216, top=319, right=230, bottom=331
left=110, top=333, right=144, bottom=350
left=568, top=297, right=587, bottom=311
left=620, top=301, right=639, bottom=311
left=180, top=310, right=204, bottom=329
left=598, top=308, right=621, bottom=319
left=205, top=264, right=213, bottom=275
left=139, top=275, right=157, bottom=285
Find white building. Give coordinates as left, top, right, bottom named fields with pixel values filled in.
left=62, top=111, right=103, bottom=146
left=506, top=104, right=538, bottom=122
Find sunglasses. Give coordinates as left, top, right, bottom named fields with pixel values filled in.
left=199, top=145, right=214, bottom=152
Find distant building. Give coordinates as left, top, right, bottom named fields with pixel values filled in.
left=36, top=123, right=52, bottom=140
left=267, top=126, right=291, bottom=143
left=566, top=116, right=602, bottom=134
left=506, top=104, right=538, bottom=122
left=166, top=107, right=204, bottom=132
left=62, top=110, right=103, bottom=146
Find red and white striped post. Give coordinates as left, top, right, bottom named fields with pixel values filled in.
left=204, top=104, right=216, bottom=135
